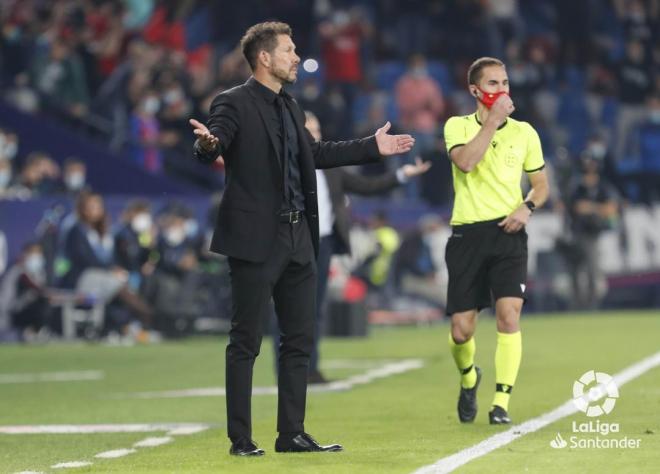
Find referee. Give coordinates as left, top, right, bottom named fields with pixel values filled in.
left=443, top=57, right=549, bottom=425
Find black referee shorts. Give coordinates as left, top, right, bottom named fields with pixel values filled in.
left=444, top=217, right=528, bottom=316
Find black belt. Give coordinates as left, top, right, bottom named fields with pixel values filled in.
left=279, top=210, right=303, bottom=224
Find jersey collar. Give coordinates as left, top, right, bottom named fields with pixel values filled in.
left=474, top=113, right=508, bottom=130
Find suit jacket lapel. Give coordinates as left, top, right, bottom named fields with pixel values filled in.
left=245, top=80, right=282, bottom=169
left=285, top=97, right=318, bottom=210
left=287, top=98, right=315, bottom=177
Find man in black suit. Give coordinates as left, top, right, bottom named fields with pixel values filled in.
left=189, top=22, right=414, bottom=456
left=302, top=111, right=430, bottom=383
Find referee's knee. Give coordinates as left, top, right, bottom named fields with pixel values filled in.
left=451, top=318, right=475, bottom=343
left=495, top=309, right=521, bottom=333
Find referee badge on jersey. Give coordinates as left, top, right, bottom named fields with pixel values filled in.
left=505, top=145, right=522, bottom=167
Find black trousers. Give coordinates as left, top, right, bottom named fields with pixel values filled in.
left=270, top=232, right=333, bottom=375
left=311, top=233, right=334, bottom=372
left=226, top=218, right=317, bottom=441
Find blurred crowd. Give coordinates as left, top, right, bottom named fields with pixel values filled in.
left=0, top=0, right=658, bottom=202
left=0, top=185, right=455, bottom=342
left=0, top=190, right=234, bottom=342
left=1, top=0, right=659, bottom=340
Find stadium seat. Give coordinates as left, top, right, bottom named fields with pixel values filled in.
left=640, top=126, right=660, bottom=172
left=427, top=60, right=454, bottom=95
left=59, top=269, right=124, bottom=339
left=374, top=61, right=406, bottom=91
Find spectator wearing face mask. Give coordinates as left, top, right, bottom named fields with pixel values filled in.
left=143, top=205, right=204, bottom=333
left=580, top=134, right=623, bottom=198
left=153, top=206, right=200, bottom=275
left=114, top=200, right=156, bottom=292
left=60, top=157, right=89, bottom=196
left=565, top=157, right=620, bottom=309
left=0, top=242, right=54, bottom=341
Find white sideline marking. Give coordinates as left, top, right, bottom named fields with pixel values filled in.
left=321, top=359, right=403, bottom=369
left=167, top=426, right=209, bottom=435
left=7, top=424, right=210, bottom=472
left=51, top=461, right=92, bottom=469
left=0, top=423, right=210, bottom=434
left=0, top=371, right=103, bottom=384
left=413, top=350, right=660, bottom=474
left=95, top=448, right=136, bottom=459
left=125, top=359, right=424, bottom=399
left=133, top=436, right=173, bottom=447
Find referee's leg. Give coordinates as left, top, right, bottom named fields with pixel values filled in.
left=491, top=297, right=523, bottom=422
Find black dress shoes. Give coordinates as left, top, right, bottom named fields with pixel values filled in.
left=275, top=432, right=343, bottom=453
left=229, top=438, right=265, bottom=456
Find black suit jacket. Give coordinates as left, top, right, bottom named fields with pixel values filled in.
left=194, top=77, right=381, bottom=262
left=322, top=168, right=400, bottom=255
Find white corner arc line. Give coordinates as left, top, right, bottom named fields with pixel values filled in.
left=122, top=359, right=424, bottom=399
left=412, top=350, right=660, bottom=474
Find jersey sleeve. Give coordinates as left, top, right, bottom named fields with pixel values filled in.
left=523, top=123, right=545, bottom=173
left=444, top=116, right=466, bottom=155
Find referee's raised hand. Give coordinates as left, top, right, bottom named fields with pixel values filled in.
left=488, top=95, right=515, bottom=127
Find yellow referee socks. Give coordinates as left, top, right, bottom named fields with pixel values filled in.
left=449, top=333, right=477, bottom=389
left=492, top=331, right=522, bottom=411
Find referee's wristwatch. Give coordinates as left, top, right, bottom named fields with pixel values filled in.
left=523, top=200, right=536, bottom=214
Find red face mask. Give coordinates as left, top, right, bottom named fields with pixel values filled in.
left=475, top=87, right=508, bottom=109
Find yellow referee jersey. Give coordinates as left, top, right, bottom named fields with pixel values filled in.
left=444, top=113, right=545, bottom=225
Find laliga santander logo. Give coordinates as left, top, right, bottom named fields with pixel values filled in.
left=550, top=433, right=568, bottom=449
left=572, top=370, right=619, bottom=417
left=550, top=371, right=641, bottom=450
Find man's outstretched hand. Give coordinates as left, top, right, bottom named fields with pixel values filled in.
left=189, top=118, right=219, bottom=153
left=401, top=156, right=432, bottom=178
left=374, top=121, right=415, bottom=156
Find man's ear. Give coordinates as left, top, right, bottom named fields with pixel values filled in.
left=259, top=50, right=270, bottom=68
left=470, top=88, right=478, bottom=98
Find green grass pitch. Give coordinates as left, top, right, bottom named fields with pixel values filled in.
left=0, top=311, right=658, bottom=473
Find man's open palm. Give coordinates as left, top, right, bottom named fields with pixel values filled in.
left=374, top=121, right=415, bottom=156
left=189, top=118, right=219, bottom=152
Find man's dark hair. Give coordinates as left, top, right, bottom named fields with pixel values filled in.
left=467, top=57, right=505, bottom=85
left=240, top=21, right=292, bottom=71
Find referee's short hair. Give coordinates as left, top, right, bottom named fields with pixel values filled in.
left=467, top=57, right=505, bottom=85
left=241, top=21, right=292, bottom=71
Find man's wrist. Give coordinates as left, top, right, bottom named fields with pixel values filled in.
left=523, top=200, right=536, bottom=214
left=201, top=141, right=218, bottom=153
left=197, top=139, right=217, bottom=154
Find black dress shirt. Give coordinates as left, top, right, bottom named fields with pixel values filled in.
left=251, top=80, right=305, bottom=212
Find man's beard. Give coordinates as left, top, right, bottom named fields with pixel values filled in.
left=273, top=66, right=297, bottom=85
